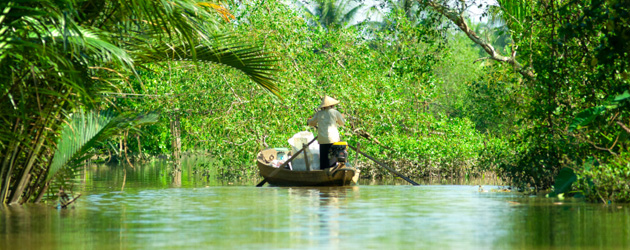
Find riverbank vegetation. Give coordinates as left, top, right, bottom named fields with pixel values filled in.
left=1, top=0, right=628, bottom=204
left=0, top=0, right=279, bottom=204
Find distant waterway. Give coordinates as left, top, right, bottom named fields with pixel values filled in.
left=1, top=162, right=629, bottom=249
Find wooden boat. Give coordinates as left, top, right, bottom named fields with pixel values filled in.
left=257, top=148, right=360, bottom=186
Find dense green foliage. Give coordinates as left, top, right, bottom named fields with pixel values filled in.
left=115, top=0, right=493, bottom=181
left=0, top=0, right=278, bottom=204
left=575, top=153, right=630, bottom=203
left=433, top=0, right=629, bottom=201
left=1, top=0, right=628, bottom=204
left=107, top=0, right=630, bottom=203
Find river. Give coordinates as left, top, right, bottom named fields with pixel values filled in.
left=1, top=162, right=629, bottom=249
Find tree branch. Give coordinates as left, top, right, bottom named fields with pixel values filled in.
left=616, top=121, right=630, bottom=134
left=473, top=57, right=491, bottom=63
left=422, top=0, right=535, bottom=80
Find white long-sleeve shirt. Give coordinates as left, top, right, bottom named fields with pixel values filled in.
left=307, top=108, right=345, bottom=144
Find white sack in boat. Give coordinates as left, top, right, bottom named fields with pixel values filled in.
left=288, top=131, right=320, bottom=171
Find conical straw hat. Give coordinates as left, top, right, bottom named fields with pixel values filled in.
left=319, top=95, right=340, bottom=109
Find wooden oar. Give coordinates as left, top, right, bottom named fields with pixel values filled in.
left=348, top=144, right=420, bottom=186
left=256, top=136, right=318, bottom=187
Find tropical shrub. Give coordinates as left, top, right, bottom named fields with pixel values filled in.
left=575, top=154, right=630, bottom=203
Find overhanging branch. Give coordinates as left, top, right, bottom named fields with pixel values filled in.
left=422, top=0, right=536, bottom=80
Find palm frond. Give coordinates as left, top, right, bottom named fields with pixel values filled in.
left=341, top=4, right=363, bottom=25
left=486, top=5, right=506, bottom=27
left=495, top=0, right=532, bottom=31
left=137, top=35, right=281, bottom=98
left=47, top=110, right=160, bottom=182
left=20, top=24, right=134, bottom=68
left=298, top=0, right=367, bottom=29
left=1, top=0, right=282, bottom=204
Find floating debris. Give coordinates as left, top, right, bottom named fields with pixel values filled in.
left=57, top=188, right=81, bottom=209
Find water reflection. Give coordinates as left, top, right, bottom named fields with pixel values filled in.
left=285, top=187, right=359, bottom=248
left=500, top=198, right=630, bottom=249
left=84, top=155, right=232, bottom=192
left=1, top=164, right=629, bottom=250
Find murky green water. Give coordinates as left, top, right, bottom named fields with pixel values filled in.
left=1, top=162, right=629, bottom=249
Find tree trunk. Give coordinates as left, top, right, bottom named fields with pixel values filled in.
left=7, top=91, right=67, bottom=204
left=23, top=150, right=51, bottom=204
left=33, top=181, right=49, bottom=203
left=170, top=114, right=182, bottom=186
left=9, top=128, right=47, bottom=204
left=0, top=120, right=22, bottom=203
left=123, top=130, right=134, bottom=169
left=136, top=134, right=142, bottom=160
left=119, top=137, right=124, bottom=160
left=0, top=145, right=20, bottom=204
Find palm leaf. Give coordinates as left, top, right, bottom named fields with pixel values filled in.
left=298, top=0, right=367, bottom=29
left=137, top=35, right=281, bottom=97
left=1, top=0, right=282, bottom=204
left=47, top=110, right=160, bottom=182
left=495, top=0, right=532, bottom=31
left=568, top=90, right=630, bottom=132
left=341, top=4, right=362, bottom=25
left=552, top=167, right=577, bottom=196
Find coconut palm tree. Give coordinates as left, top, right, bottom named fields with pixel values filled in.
left=0, top=0, right=280, bottom=204
left=355, top=0, right=440, bottom=37
left=44, top=110, right=160, bottom=203
left=387, top=0, right=423, bottom=23
left=483, top=0, right=532, bottom=48
left=297, top=0, right=365, bottom=30
left=488, top=0, right=532, bottom=32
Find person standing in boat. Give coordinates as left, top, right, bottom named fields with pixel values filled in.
left=307, top=95, right=345, bottom=169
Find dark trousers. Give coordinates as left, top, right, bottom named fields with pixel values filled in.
left=319, top=143, right=336, bottom=169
